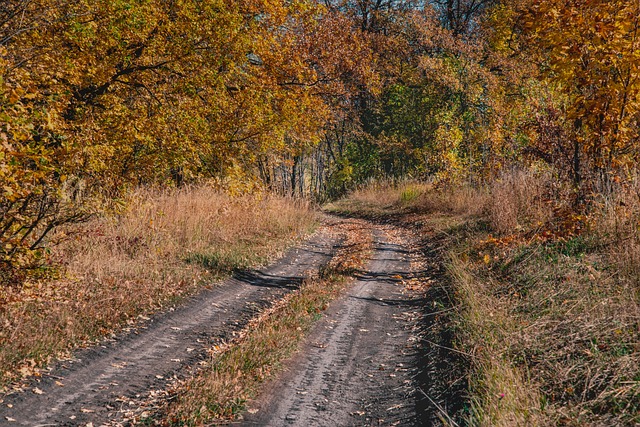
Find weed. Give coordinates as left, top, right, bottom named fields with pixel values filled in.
left=400, top=185, right=423, bottom=203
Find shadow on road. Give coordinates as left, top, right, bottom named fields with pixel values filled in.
left=233, top=270, right=304, bottom=290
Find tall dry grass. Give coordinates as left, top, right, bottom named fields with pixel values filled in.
left=413, top=184, right=488, bottom=217
left=442, top=171, right=639, bottom=425
left=486, top=170, right=555, bottom=234
left=341, top=170, right=553, bottom=229
left=595, top=175, right=640, bottom=288
left=449, top=255, right=543, bottom=427
left=337, top=171, right=639, bottom=425
left=328, top=180, right=489, bottom=221
left=0, top=186, right=316, bottom=388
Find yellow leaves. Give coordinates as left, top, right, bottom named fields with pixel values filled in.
left=519, top=0, right=640, bottom=171
left=8, top=90, right=21, bottom=104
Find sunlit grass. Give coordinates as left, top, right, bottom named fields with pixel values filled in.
left=332, top=174, right=640, bottom=425
left=0, top=186, right=317, bottom=389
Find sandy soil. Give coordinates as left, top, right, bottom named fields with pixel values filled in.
left=241, top=227, right=427, bottom=426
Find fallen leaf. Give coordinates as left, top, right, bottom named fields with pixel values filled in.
left=55, top=381, right=64, bottom=387
left=80, top=408, right=94, bottom=413
left=33, top=387, right=44, bottom=395
left=247, top=408, right=259, bottom=414
left=5, top=417, right=16, bottom=422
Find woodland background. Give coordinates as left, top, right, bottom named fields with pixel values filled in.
left=1, top=0, right=639, bottom=285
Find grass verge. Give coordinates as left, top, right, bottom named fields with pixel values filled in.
left=449, top=254, right=543, bottom=426
left=328, top=176, right=639, bottom=426
left=152, top=219, right=373, bottom=425
left=0, top=186, right=317, bottom=390
left=460, top=232, right=639, bottom=426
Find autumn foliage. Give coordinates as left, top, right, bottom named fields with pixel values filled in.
left=0, top=0, right=367, bottom=283
left=3, top=0, right=640, bottom=283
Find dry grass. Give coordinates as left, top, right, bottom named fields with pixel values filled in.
left=161, top=219, right=373, bottom=425
left=337, top=174, right=639, bottom=425
left=0, top=186, right=316, bottom=389
left=595, top=176, right=640, bottom=286
left=324, top=181, right=429, bottom=218
left=446, top=172, right=640, bottom=426
left=490, top=239, right=640, bottom=425
left=449, top=255, right=544, bottom=426
left=325, top=180, right=488, bottom=221
left=486, top=170, right=555, bottom=235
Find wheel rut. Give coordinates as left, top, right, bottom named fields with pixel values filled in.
left=0, top=228, right=338, bottom=426
left=242, top=227, right=424, bottom=426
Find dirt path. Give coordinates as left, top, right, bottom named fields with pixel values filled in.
left=1, top=220, right=440, bottom=427
left=0, top=228, right=339, bottom=426
left=242, top=227, right=425, bottom=426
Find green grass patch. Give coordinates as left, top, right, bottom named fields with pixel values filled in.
left=185, top=247, right=266, bottom=275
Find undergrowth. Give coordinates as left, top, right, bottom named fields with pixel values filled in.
left=0, top=186, right=316, bottom=390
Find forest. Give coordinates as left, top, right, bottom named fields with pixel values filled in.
left=2, top=0, right=639, bottom=283
left=1, top=0, right=640, bottom=425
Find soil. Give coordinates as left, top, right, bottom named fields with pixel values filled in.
left=241, top=226, right=425, bottom=426
left=0, top=227, right=338, bottom=426
left=0, top=217, right=466, bottom=427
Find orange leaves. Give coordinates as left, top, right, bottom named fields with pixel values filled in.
left=1, top=0, right=381, bottom=285
left=519, top=0, right=640, bottom=174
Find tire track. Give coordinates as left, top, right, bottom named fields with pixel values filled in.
left=242, top=227, right=423, bottom=426
left=0, top=228, right=339, bottom=427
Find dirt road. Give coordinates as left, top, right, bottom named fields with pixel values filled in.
left=1, top=229, right=338, bottom=426
left=242, top=227, right=425, bottom=426
left=1, top=220, right=443, bottom=426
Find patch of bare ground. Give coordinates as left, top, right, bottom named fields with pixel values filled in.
left=239, top=224, right=429, bottom=426
left=0, top=222, right=341, bottom=426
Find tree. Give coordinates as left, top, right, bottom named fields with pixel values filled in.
left=519, top=0, right=640, bottom=186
